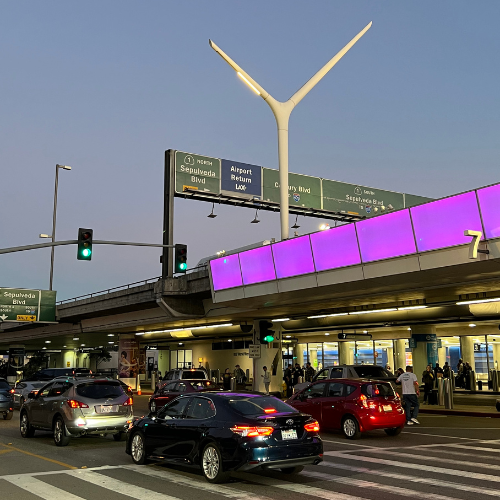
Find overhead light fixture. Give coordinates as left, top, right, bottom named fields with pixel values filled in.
left=107, top=334, right=114, bottom=337
left=227, top=339, right=232, bottom=342
left=63, top=345, right=66, bottom=348
left=135, top=332, right=145, bottom=336
left=319, top=223, right=330, bottom=231
left=45, top=340, right=51, bottom=344
left=216, top=250, right=226, bottom=257
left=285, top=335, right=291, bottom=338
left=108, top=342, right=114, bottom=344
left=307, top=313, right=348, bottom=319
left=407, top=328, right=412, bottom=331
left=291, top=215, right=300, bottom=229
left=398, top=306, right=427, bottom=311
left=39, top=233, right=51, bottom=238
left=363, top=330, right=368, bottom=333
left=456, top=297, right=500, bottom=305
left=207, top=202, right=217, bottom=218
left=81, top=344, right=85, bottom=346
left=251, top=209, right=260, bottom=224
left=178, top=342, right=183, bottom=346
left=73, top=337, right=79, bottom=340
left=349, top=308, right=397, bottom=315
left=42, top=347, right=47, bottom=350
left=324, top=333, right=330, bottom=336
left=469, top=323, right=476, bottom=328
left=272, top=318, right=290, bottom=322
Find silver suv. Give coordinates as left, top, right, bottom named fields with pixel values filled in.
left=20, top=378, right=133, bottom=446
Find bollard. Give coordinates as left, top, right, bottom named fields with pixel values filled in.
left=470, top=371, right=477, bottom=391
left=444, top=379, right=454, bottom=409
left=450, top=370, right=455, bottom=391
left=151, top=371, right=156, bottom=392
left=494, top=371, right=500, bottom=392
left=437, top=378, right=445, bottom=405
left=230, top=376, right=236, bottom=391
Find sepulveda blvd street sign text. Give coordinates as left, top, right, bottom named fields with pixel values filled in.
left=0, top=288, right=56, bottom=322
left=174, top=151, right=220, bottom=194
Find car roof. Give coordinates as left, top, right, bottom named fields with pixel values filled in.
left=311, top=378, right=393, bottom=385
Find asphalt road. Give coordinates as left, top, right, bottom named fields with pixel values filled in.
left=1, top=395, right=500, bottom=499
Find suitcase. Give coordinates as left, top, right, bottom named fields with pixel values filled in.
left=428, top=390, right=438, bottom=405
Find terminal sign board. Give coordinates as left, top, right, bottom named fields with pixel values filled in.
left=0, top=288, right=56, bottom=322
left=221, top=159, right=261, bottom=198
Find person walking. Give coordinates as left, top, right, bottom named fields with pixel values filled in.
left=284, top=364, right=293, bottom=397
left=397, top=365, right=420, bottom=425
left=261, top=366, right=271, bottom=395
left=222, top=368, right=231, bottom=390
left=305, top=362, right=316, bottom=382
left=293, top=363, right=304, bottom=386
left=422, top=364, right=434, bottom=404
left=234, top=364, right=246, bottom=389
left=443, top=362, right=451, bottom=379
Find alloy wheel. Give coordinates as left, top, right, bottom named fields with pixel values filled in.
left=54, top=419, right=63, bottom=443
left=203, top=446, right=220, bottom=480
left=20, top=414, right=28, bottom=436
left=150, top=402, right=156, bottom=413
left=131, top=434, right=144, bottom=462
left=344, top=418, right=356, bottom=437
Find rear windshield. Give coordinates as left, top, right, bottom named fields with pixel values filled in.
left=362, top=383, right=395, bottom=398
left=181, top=371, right=207, bottom=379
left=0, top=380, right=10, bottom=390
left=228, top=396, right=298, bottom=416
left=76, top=382, right=124, bottom=399
left=353, top=366, right=390, bottom=378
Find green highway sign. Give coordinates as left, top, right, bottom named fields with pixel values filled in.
left=175, top=151, right=221, bottom=195
left=262, top=168, right=322, bottom=209
left=0, top=288, right=56, bottom=323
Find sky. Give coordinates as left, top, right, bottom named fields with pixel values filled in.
left=1, top=1, right=500, bottom=301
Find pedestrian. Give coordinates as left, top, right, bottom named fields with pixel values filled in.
left=421, top=364, right=434, bottom=404
left=396, top=365, right=420, bottom=425
left=293, top=363, right=304, bottom=386
left=464, top=362, right=471, bottom=390
left=434, top=363, right=444, bottom=383
left=222, top=368, right=231, bottom=390
left=443, top=362, right=451, bottom=379
left=261, top=365, right=271, bottom=394
left=234, top=364, right=246, bottom=389
left=385, top=363, right=392, bottom=373
left=284, top=364, right=293, bottom=397
left=305, top=362, right=316, bottom=382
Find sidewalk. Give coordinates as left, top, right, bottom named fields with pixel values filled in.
left=419, top=403, right=500, bottom=418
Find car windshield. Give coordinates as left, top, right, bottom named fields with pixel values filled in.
left=228, top=396, right=298, bottom=416
left=362, top=383, right=395, bottom=398
left=76, top=382, right=124, bottom=399
left=181, top=371, right=207, bottom=379
left=189, top=381, right=214, bottom=390
left=353, top=366, right=390, bottom=378
left=0, top=380, right=10, bottom=390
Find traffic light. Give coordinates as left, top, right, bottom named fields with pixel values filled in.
left=259, top=320, right=275, bottom=344
left=77, top=228, right=93, bottom=261
left=174, top=244, right=187, bottom=273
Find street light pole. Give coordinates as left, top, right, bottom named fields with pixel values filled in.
left=49, top=164, right=71, bottom=291
left=209, top=22, right=372, bottom=241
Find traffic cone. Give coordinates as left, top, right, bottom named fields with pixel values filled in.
left=137, top=376, right=142, bottom=396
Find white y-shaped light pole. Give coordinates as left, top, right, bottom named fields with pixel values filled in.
left=209, top=22, right=372, bottom=241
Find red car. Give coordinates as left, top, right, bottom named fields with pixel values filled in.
left=287, top=378, right=406, bottom=439
left=149, top=379, right=222, bottom=413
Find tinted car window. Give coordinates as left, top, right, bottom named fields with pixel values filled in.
left=346, top=385, right=357, bottom=395
left=49, top=382, right=73, bottom=397
left=160, top=397, right=190, bottom=418
left=16, top=383, right=26, bottom=390
left=161, top=383, right=177, bottom=394
left=76, top=382, right=124, bottom=399
left=189, top=381, right=213, bottom=390
left=186, top=397, right=216, bottom=419
left=362, top=383, right=395, bottom=398
left=315, top=369, right=329, bottom=380
left=304, top=382, right=327, bottom=398
left=181, top=371, right=206, bottom=380
left=327, top=382, right=344, bottom=397
left=229, top=396, right=297, bottom=416
left=178, top=383, right=188, bottom=393
left=329, top=368, right=344, bottom=379
left=353, top=366, right=390, bottom=378
left=39, top=383, right=53, bottom=397
left=0, top=380, right=11, bottom=390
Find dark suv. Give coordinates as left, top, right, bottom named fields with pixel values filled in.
left=0, top=378, right=14, bottom=420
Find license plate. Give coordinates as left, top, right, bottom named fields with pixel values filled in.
left=97, top=405, right=116, bottom=413
left=383, top=405, right=392, bottom=412
left=281, top=429, right=298, bottom=440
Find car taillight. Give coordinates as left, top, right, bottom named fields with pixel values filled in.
left=67, top=400, right=89, bottom=409
left=304, top=421, right=320, bottom=433
left=231, top=426, right=274, bottom=437
left=263, top=408, right=277, bottom=414
left=358, top=394, right=377, bottom=409
left=123, top=397, right=133, bottom=406
left=9, top=389, right=14, bottom=394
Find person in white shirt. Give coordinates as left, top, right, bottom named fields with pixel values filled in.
left=261, top=366, right=271, bottom=395
left=396, top=365, right=420, bottom=425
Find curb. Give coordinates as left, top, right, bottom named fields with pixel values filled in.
left=419, top=408, right=500, bottom=418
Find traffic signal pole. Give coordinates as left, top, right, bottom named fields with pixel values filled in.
left=162, top=150, right=175, bottom=279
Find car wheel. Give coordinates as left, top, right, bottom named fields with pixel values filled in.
left=3, top=412, right=13, bottom=420
left=131, top=432, right=148, bottom=464
left=20, top=411, right=35, bottom=438
left=150, top=401, right=156, bottom=413
left=342, top=415, right=361, bottom=440
left=384, top=426, right=403, bottom=436
left=201, top=443, right=230, bottom=483
left=53, top=417, right=70, bottom=447
left=280, top=466, right=304, bottom=474
left=113, top=432, right=124, bottom=441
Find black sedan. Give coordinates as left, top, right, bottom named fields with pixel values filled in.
left=126, top=391, right=323, bottom=483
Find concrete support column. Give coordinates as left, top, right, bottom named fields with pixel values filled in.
left=438, top=344, right=446, bottom=367
left=295, top=344, right=305, bottom=368
left=410, top=325, right=437, bottom=380
left=253, top=343, right=282, bottom=394
left=394, top=339, right=406, bottom=372
left=460, top=336, right=476, bottom=372
left=339, top=342, right=354, bottom=365
left=492, top=344, right=500, bottom=371
left=385, top=347, right=394, bottom=371
left=309, top=347, right=318, bottom=371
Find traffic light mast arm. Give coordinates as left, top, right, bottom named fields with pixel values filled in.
left=0, top=241, right=175, bottom=255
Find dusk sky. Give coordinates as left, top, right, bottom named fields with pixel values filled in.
left=2, top=2, right=500, bottom=300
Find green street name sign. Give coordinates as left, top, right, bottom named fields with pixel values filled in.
left=0, top=288, right=56, bottom=322
left=175, top=151, right=220, bottom=195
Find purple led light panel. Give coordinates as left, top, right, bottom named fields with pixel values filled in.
left=310, top=224, right=361, bottom=271
left=477, top=184, right=500, bottom=239
left=210, top=254, right=242, bottom=291
left=355, top=209, right=416, bottom=262
left=411, top=191, right=483, bottom=252
left=272, top=235, right=315, bottom=279
left=239, top=245, right=276, bottom=285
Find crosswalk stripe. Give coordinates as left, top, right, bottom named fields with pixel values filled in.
left=233, top=470, right=368, bottom=500
left=123, top=464, right=272, bottom=500
left=324, top=451, right=500, bottom=483
left=2, top=475, right=86, bottom=500
left=361, top=449, right=500, bottom=472
left=442, top=443, right=500, bottom=454
left=319, top=461, right=500, bottom=498
left=302, top=470, right=457, bottom=500
left=66, top=469, right=182, bottom=500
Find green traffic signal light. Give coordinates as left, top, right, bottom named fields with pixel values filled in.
left=179, top=262, right=187, bottom=271
left=82, top=248, right=91, bottom=258
left=263, top=335, right=274, bottom=343
left=77, top=228, right=93, bottom=261
left=174, top=244, right=188, bottom=273
left=259, top=320, right=275, bottom=344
